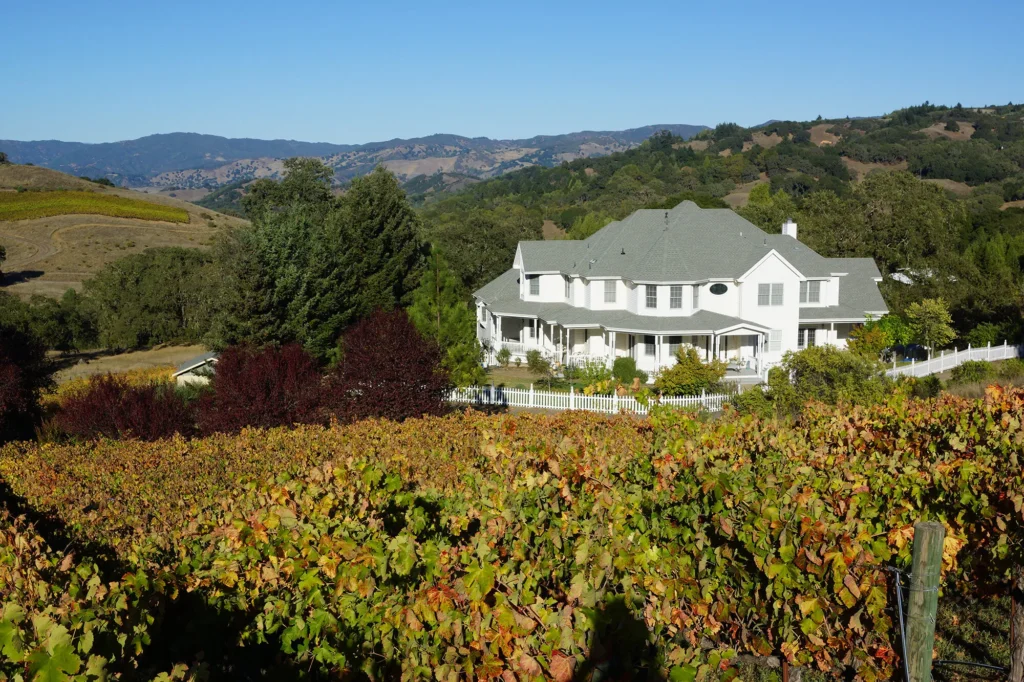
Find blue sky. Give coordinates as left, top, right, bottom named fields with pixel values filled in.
left=3, top=0, right=1022, bottom=143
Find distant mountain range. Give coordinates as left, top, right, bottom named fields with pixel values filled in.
left=0, top=125, right=707, bottom=189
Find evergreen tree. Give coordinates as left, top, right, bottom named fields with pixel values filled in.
left=408, top=248, right=484, bottom=386
left=214, top=161, right=424, bottom=360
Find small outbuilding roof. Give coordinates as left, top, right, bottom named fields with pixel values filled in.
left=173, top=351, right=219, bottom=377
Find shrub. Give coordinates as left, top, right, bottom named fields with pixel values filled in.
left=327, top=309, right=450, bottom=424
left=0, top=322, right=52, bottom=442
left=612, top=356, right=647, bottom=385
left=55, top=375, right=196, bottom=441
left=525, top=349, right=551, bottom=376
left=495, top=347, right=511, bottom=367
left=950, top=360, right=993, bottom=385
left=199, top=343, right=323, bottom=434
left=654, top=347, right=727, bottom=396
left=910, top=374, right=944, bottom=399
left=998, top=358, right=1024, bottom=382
left=964, top=322, right=1010, bottom=348
left=766, top=345, right=892, bottom=416
left=729, top=384, right=773, bottom=418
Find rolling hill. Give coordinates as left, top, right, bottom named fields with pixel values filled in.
left=0, top=125, right=707, bottom=192
left=0, top=165, right=246, bottom=299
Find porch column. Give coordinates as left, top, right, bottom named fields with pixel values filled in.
left=608, top=331, right=616, bottom=368
left=830, top=322, right=836, bottom=346
left=496, top=315, right=502, bottom=349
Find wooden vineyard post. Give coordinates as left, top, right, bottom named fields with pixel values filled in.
left=906, top=522, right=944, bottom=682
left=1011, top=569, right=1024, bottom=682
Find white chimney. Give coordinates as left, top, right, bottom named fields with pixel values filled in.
left=782, top=217, right=798, bottom=240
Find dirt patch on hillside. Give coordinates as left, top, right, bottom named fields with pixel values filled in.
left=920, top=122, right=975, bottom=140
left=810, top=124, right=841, bottom=146
left=54, top=345, right=208, bottom=383
left=923, top=178, right=972, bottom=196
left=542, top=220, right=566, bottom=240
left=750, top=132, right=784, bottom=149
left=723, top=174, right=769, bottom=208
left=718, top=148, right=732, bottom=157
left=842, top=157, right=908, bottom=181
left=1002, top=200, right=1024, bottom=210
left=677, top=140, right=709, bottom=151
left=583, top=167, right=596, bottom=177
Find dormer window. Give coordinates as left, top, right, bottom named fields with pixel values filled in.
left=670, top=285, right=682, bottom=309
left=529, top=275, right=539, bottom=296
left=800, top=280, right=821, bottom=304
left=564, top=276, right=571, bottom=298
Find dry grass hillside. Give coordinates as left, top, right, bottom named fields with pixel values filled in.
left=0, top=165, right=247, bottom=299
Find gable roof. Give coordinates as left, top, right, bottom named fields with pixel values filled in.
left=173, top=351, right=219, bottom=377
left=800, top=258, right=888, bottom=321
left=514, top=202, right=835, bottom=282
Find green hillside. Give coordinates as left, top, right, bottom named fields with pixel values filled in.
left=420, top=102, right=1024, bottom=342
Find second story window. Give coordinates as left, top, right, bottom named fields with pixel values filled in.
left=564, top=276, right=571, bottom=299
left=692, top=285, right=700, bottom=310
left=670, top=285, right=682, bottom=309
left=758, top=283, right=784, bottom=306
left=604, top=280, right=616, bottom=303
left=645, top=285, right=657, bottom=309
left=529, top=275, right=539, bottom=296
left=799, top=280, right=821, bottom=303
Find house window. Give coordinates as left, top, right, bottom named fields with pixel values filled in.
left=565, top=276, right=571, bottom=299
left=529, top=275, right=539, bottom=296
left=692, top=285, right=700, bottom=310
left=758, top=283, right=784, bottom=306
left=604, top=280, right=616, bottom=303
left=668, top=335, right=682, bottom=355
left=710, top=283, right=728, bottom=295
left=798, top=328, right=817, bottom=349
left=670, top=285, right=682, bottom=309
left=645, top=285, right=657, bottom=309
left=800, top=280, right=821, bottom=304
left=768, top=330, right=782, bottom=352
left=644, top=335, right=656, bottom=356
left=527, top=324, right=536, bottom=339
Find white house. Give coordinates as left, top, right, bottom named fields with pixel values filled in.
left=473, top=200, right=887, bottom=380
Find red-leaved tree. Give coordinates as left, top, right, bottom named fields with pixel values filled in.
left=0, top=323, right=52, bottom=442
left=326, top=309, right=451, bottom=424
left=198, top=343, right=324, bottom=434
left=55, top=376, right=196, bottom=441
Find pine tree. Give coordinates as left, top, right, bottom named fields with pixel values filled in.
left=408, top=248, right=484, bottom=386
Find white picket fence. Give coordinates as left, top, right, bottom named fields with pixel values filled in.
left=449, top=385, right=729, bottom=414
left=886, top=341, right=1023, bottom=378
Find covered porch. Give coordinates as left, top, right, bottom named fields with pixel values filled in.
left=485, top=310, right=770, bottom=381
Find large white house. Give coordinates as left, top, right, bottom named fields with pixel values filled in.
left=473, top=200, right=888, bottom=380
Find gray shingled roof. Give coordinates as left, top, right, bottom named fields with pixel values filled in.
left=800, top=258, right=888, bottom=321
left=514, top=202, right=836, bottom=281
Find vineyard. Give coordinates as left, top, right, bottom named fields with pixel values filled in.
left=0, top=190, right=190, bottom=223
left=1, top=390, right=1023, bottom=680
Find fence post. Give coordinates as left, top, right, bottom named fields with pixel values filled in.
left=701, top=388, right=706, bottom=410
left=529, top=383, right=535, bottom=409
left=570, top=386, right=575, bottom=410
left=906, top=522, right=945, bottom=682
left=612, top=390, right=618, bottom=413
left=988, top=341, right=992, bottom=361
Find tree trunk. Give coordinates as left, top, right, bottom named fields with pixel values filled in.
left=1010, top=569, right=1024, bottom=682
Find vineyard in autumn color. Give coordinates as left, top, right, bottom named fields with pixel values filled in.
left=2, top=390, right=1024, bottom=681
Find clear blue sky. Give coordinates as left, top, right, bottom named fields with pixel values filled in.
left=3, top=0, right=1022, bottom=144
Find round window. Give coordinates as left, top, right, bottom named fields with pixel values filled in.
left=709, top=283, right=728, bottom=295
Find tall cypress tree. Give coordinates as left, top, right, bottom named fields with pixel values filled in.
left=408, top=248, right=484, bottom=386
